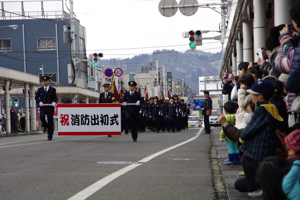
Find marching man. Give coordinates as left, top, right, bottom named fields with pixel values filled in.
left=99, top=83, right=115, bottom=137
left=35, top=75, right=57, bottom=141
left=122, top=81, right=141, bottom=142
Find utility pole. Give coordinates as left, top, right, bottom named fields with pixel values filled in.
left=221, top=0, right=226, bottom=46
left=70, top=0, right=76, bottom=84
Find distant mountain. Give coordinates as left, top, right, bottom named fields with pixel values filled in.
left=100, top=49, right=222, bottom=93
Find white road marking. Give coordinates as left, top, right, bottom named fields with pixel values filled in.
left=0, top=136, right=105, bottom=149
left=67, top=128, right=203, bottom=200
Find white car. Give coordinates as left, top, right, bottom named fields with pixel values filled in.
left=209, top=110, right=220, bottom=126
left=188, top=116, right=202, bottom=128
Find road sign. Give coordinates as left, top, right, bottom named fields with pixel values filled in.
left=104, top=68, right=113, bottom=77
left=179, top=0, right=198, bottom=16
left=114, top=68, right=123, bottom=77
left=167, top=72, right=172, bottom=92
left=158, top=0, right=178, bottom=17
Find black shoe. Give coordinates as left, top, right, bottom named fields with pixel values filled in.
left=133, top=139, right=137, bottom=142
left=204, top=132, right=210, bottom=134
left=173, top=131, right=176, bottom=133
left=108, top=135, right=112, bottom=137
left=125, top=132, right=128, bottom=135
left=47, top=138, right=52, bottom=141
left=156, top=130, right=160, bottom=133
left=43, top=127, right=48, bottom=133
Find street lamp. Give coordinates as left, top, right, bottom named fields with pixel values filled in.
left=0, top=25, right=18, bottom=29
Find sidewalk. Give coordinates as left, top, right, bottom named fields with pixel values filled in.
left=211, top=127, right=261, bottom=200
left=0, top=131, right=44, bottom=138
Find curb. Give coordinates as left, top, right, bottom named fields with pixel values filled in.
left=0, top=131, right=45, bottom=138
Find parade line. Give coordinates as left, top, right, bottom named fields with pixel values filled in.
left=68, top=128, right=203, bottom=200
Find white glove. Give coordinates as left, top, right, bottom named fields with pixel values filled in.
left=39, top=102, right=43, bottom=107
left=123, top=102, right=127, bottom=106
left=136, top=100, right=140, bottom=106
left=52, top=102, right=57, bottom=107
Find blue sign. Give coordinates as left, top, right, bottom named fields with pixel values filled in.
left=193, top=99, right=205, bottom=111
left=104, top=68, right=113, bottom=77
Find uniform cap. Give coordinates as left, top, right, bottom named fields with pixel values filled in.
left=103, top=83, right=110, bottom=87
left=204, top=90, right=209, bottom=94
left=165, top=97, right=169, bottom=100
left=128, top=81, right=137, bottom=86
left=42, top=75, right=51, bottom=81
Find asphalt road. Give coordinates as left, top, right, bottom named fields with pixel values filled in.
left=0, top=127, right=216, bottom=200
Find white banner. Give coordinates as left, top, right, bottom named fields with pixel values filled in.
left=57, top=104, right=121, bottom=135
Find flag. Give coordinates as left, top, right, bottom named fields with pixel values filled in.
left=144, top=85, right=148, bottom=103
left=167, top=85, right=170, bottom=98
left=138, top=84, right=141, bottom=94
left=110, top=75, right=120, bottom=101
left=118, top=83, right=122, bottom=99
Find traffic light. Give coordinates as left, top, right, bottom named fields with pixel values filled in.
left=195, top=30, right=202, bottom=46
left=189, top=30, right=196, bottom=50
left=188, top=30, right=202, bottom=50
left=14, top=98, right=19, bottom=107
left=93, top=53, right=99, bottom=67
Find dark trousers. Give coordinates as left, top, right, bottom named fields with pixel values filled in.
left=204, top=115, right=210, bottom=133
left=169, top=116, right=176, bottom=132
left=40, top=107, right=54, bottom=139
left=234, top=155, right=261, bottom=192
left=1, top=124, right=5, bottom=132
left=126, top=111, right=138, bottom=140
left=164, top=116, right=170, bottom=131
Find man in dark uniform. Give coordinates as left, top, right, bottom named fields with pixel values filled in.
left=120, top=90, right=128, bottom=134
left=201, top=90, right=212, bottom=134
left=147, top=97, right=154, bottom=131
left=99, top=83, right=115, bottom=137
left=122, top=81, right=141, bottom=142
left=173, top=94, right=181, bottom=132
left=180, top=99, right=187, bottom=130
left=167, top=97, right=177, bottom=133
left=185, top=103, right=190, bottom=129
left=163, top=97, right=170, bottom=132
left=149, top=96, right=161, bottom=133
left=35, top=75, right=58, bottom=141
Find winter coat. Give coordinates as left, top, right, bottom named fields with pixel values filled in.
left=240, top=101, right=283, bottom=162
left=282, top=160, right=300, bottom=200
left=230, top=82, right=240, bottom=103
left=235, top=89, right=252, bottom=129
left=10, top=111, right=18, bottom=125
left=285, top=34, right=300, bottom=93
left=220, top=113, right=236, bottom=141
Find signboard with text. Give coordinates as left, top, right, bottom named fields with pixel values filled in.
left=57, top=104, right=121, bottom=135
left=167, top=72, right=172, bottom=92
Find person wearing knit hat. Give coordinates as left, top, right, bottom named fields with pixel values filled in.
left=285, top=129, right=300, bottom=159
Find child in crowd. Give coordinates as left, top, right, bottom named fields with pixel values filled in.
left=235, top=74, right=255, bottom=129
left=282, top=159, right=300, bottom=200
left=256, top=157, right=300, bottom=200
left=220, top=101, right=238, bottom=165
left=285, top=129, right=300, bottom=159
left=235, top=80, right=284, bottom=197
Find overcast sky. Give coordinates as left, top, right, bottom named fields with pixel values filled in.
left=73, top=0, right=222, bottom=59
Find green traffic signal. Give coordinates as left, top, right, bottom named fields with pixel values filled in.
left=189, top=42, right=196, bottom=48
left=94, top=62, right=99, bottom=67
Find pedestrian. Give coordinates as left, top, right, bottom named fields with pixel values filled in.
left=219, top=101, right=238, bottom=165
left=122, top=81, right=141, bottom=142
left=10, top=108, right=18, bottom=133
left=201, top=91, right=212, bottom=134
left=35, top=75, right=58, bottom=141
left=1, top=114, right=6, bottom=133
left=17, top=109, right=24, bottom=132
left=99, top=83, right=115, bottom=137
left=235, top=80, right=283, bottom=197
left=20, top=114, right=25, bottom=132
left=120, top=90, right=128, bottom=134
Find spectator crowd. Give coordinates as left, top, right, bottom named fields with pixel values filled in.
left=218, top=2, right=300, bottom=199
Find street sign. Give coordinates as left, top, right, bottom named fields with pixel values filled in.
left=114, top=68, right=123, bottom=77
left=167, top=72, right=172, bottom=92
left=104, top=68, right=113, bottom=77
left=158, top=0, right=178, bottom=17
left=179, top=0, right=198, bottom=16
left=187, top=103, right=191, bottom=108
left=191, top=103, right=195, bottom=107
